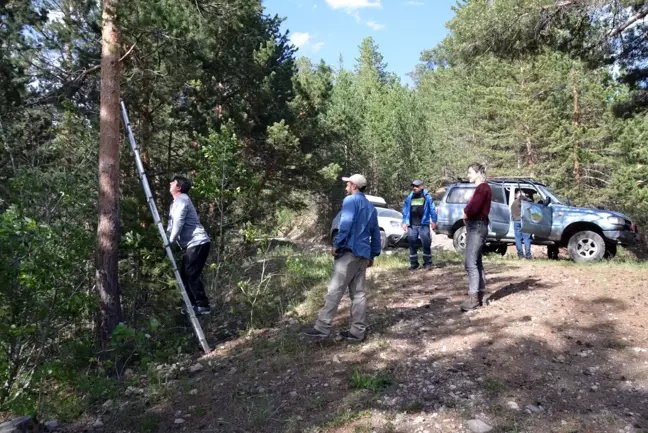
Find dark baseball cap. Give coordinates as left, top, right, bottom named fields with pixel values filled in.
left=411, top=180, right=424, bottom=186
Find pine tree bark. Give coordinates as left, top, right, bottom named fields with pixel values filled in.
left=572, top=79, right=582, bottom=188
left=96, top=0, right=123, bottom=349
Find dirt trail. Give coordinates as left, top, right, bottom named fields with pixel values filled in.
left=76, top=254, right=648, bottom=433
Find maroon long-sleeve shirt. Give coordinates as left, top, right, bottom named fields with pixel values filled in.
left=464, top=183, right=492, bottom=224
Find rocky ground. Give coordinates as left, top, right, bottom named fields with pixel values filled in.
left=63, top=245, right=648, bottom=433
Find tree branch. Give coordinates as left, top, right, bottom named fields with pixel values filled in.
left=80, top=42, right=137, bottom=76
left=609, top=6, right=648, bottom=37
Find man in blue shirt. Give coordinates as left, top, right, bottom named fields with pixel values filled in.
left=402, top=180, right=437, bottom=271
left=302, top=174, right=381, bottom=342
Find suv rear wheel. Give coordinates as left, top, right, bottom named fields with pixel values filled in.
left=568, top=230, right=605, bottom=262
left=453, top=226, right=467, bottom=252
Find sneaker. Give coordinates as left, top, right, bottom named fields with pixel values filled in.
left=301, top=327, right=328, bottom=338
left=339, top=330, right=365, bottom=342
left=460, top=293, right=482, bottom=312
left=181, top=305, right=211, bottom=316
left=194, top=306, right=211, bottom=315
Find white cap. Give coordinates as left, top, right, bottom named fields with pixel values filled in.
left=342, top=174, right=367, bottom=189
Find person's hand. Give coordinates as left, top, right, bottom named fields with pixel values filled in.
left=367, top=259, right=374, bottom=268
left=331, top=247, right=338, bottom=257
left=430, top=222, right=437, bottom=231
left=402, top=223, right=408, bottom=232
left=462, top=212, right=468, bottom=221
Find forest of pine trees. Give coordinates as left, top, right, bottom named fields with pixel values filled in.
left=1, top=0, right=647, bottom=419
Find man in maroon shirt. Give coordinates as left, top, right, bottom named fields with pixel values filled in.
left=461, top=163, right=492, bottom=311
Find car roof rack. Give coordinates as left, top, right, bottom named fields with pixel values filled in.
left=488, top=177, right=546, bottom=186
left=450, top=177, right=546, bottom=187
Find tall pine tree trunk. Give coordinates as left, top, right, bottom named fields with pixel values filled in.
left=571, top=74, right=582, bottom=189
left=96, top=0, right=123, bottom=349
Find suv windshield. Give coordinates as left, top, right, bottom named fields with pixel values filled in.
left=378, top=209, right=402, bottom=219
left=538, top=186, right=563, bottom=205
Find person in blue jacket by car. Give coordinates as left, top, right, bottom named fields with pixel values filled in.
left=402, top=180, right=437, bottom=271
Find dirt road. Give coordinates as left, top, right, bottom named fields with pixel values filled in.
left=80, top=251, right=648, bottom=433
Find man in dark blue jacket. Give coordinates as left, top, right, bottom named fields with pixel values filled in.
left=402, top=180, right=437, bottom=270
left=302, top=174, right=381, bottom=342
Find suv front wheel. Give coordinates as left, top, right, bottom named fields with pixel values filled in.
left=568, top=230, right=605, bottom=262
left=453, top=226, right=467, bottom=252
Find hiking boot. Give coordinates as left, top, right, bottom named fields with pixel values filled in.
left=423, top=264, right=433, bottom=271
left=301, top=327, right=328, bottom=338
left=460, top=293, right=481, bottom=312
left=339, top=330, right=365, bottom=342
left=409, top=265, right=419, bottom=272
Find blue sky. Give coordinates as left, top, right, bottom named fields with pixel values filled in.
left=262, top=0, right=458, bottom=85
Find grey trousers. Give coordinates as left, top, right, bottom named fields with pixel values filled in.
left=464, top=220, right=487, bottom=294
left=314, top=252, right=369, bottom=339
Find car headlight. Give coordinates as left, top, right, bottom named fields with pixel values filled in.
left=607, top=216, right=625, bottom=225
left=390, top=221, right=401, bottom=228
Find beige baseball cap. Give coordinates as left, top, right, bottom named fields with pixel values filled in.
left=342, top=174, right=367, bottom=188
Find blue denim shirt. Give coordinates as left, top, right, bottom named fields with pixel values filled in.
left=334, top=193, right=382, bottom=260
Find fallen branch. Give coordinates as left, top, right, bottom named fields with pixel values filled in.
left=609, top=6, right=648, bottom=37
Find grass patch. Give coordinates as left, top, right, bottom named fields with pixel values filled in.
left=349, top=369, right=394, bottom=392
left=485, top=378, right=503, bottom=392
left=321, top=409, right=372, bottom=430
left=140, top=413, right=162, bottom=433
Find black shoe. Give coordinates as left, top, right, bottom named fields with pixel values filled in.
left=301, top=327, right=328, bottom=338
left=460, top=293, right=482, bottom=312
left=339, top=330, right=365, bottom=342
left=423, top=265, right=433, bottom=271
left=409, top=266, right=419, bottom=271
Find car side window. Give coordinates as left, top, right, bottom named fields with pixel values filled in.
left=491, top=185, right=507, bottom=204
left=446, top=187, right=475, bottom=204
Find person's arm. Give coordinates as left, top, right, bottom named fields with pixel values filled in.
left=334, top=196, right=354, bottom=250
left=168, top=198, right=188, bottom=244
left=427, top=195, right=437, bottom=224
left=464, top=185, right=487, bottom=219
left=166, top=205, right=173, bottom=235
left=401, top=194, right=410, bottom=230
left=370, top=208, right=382, bottom=259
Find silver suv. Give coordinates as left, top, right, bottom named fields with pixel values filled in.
left=329, top=194, right=408, bottom=250
left=434, top=178, right=640, bottom=262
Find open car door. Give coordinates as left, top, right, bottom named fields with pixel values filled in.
left=488, top=184, right=511, bottom=238
left=520, top=200, right=552, bottom=238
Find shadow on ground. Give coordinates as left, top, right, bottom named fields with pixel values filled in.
left=92, top=252, right=648, bottom=433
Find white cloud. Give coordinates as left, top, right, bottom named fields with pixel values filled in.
left=312, top=42, right=325, bottom=52
left=325, top=0, right=381, bottom=10
left=366, top=20, right=385, bottom=30
left=406, top=1, right=424, bottom=5
left=290, top=32, right=311, bottom=48
left=350, top=10, right=362, bottom=22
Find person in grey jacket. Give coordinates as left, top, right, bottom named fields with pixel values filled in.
left=166, top=176, right=211, bottom=315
